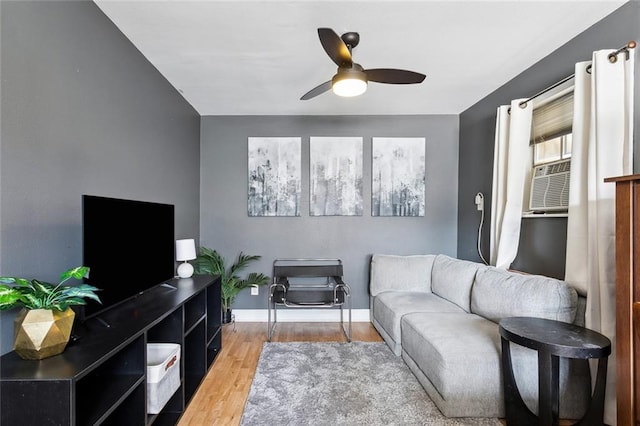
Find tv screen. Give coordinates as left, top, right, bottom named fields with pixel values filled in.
left=82, top=195, right=175, bottom=319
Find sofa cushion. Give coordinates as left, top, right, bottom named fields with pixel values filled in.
left=471, top=267, right=577, bottom=324
left=369, top=254, right=435, bottom=296
left=372, top=291, right=463, bottom=356
left=430, top=255, right=481, bottom=312
left=400, top=312, right=506, bottom=416
left=400, top=311, right=589, bottom=418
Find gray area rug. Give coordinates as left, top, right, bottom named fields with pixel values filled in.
left=241, top=342, right=501, bottom=426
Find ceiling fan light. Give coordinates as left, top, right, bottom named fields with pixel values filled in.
left=332, top=70, right=368, bottom=97
left=333, top=78, right=367, bottom=97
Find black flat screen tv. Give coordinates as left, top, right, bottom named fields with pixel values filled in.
left=82, top=195, right=175, bottom=319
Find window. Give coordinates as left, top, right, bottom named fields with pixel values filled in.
left=534, top=133, right=572, bottom=166
left=531, top=89, right=573, bottom=165
left=525, top=87, right=574, bottom=214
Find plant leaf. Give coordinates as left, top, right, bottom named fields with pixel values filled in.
left=60, top=266, right=90, bottom=283
left=61, top=285, right=102, bottom=303
left=31, top=280, right=55, bottom=295
left=228, top=252, right=261, bottom=277
left=245, top=272, right=270, bottom=287
left=0, top=266, right=99, bottom=310
left=194, top=248, right=226, bottom=276
left=195, top=247, right=266, bottom=311
left=22, top=293, right=44, bottom=309
left=50, top=302, right=66, bottom=311
left=60, top=297, right=87, bottom=306
left=0, top=277, right=32, bottom=287
left=0, top=287, right=24, bottom=310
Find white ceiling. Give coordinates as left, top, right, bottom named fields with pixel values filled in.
left=94, top=0, right=627, bottom=116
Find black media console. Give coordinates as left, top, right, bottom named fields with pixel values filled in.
left=0, top=274, right=221, bottom=426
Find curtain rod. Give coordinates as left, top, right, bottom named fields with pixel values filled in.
left=515, top=40, right=637, bottom=109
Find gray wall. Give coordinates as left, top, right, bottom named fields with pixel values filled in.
left=0, top=1, right=201, bottom=354
left=457, top=1, right=640, bottom=278
left=200, top=115, right=459, bottom=309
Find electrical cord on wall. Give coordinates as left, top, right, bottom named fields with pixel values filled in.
left=475, top=192, right=489, bottom=265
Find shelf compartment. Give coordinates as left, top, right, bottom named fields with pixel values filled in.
left=207, top=328, right=222, bottom=367
left=185, top=316, right=205, bottom=336
left=184, top=320, right=206, bottom=403
left=206, top=282, right=222, bottom=341
left=147, top=308, right=182, bottom=344
left=101, top=381, right=146, bottom=426
left=76, top=336, right=145, bottom=425
left=185, top=291, right=206, bottom=332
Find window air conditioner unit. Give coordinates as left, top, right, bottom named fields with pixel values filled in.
left=529, top=158, right=571, bottom=212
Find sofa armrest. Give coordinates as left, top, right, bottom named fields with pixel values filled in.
left=370, top=254, right=436, bottom=296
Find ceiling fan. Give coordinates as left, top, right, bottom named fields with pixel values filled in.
left=301, top=28, right=426, bottom=100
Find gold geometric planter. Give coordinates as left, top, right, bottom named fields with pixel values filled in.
left=13, top=308, right=75, bottom=360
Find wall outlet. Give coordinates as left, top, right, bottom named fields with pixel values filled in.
left=251, top=285, right=259, bottom=296
left=475, top=192, right=484, bottom=211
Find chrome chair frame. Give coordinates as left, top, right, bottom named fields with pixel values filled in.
left=267, top=258, right=351, bottom=342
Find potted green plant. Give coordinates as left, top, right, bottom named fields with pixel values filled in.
left=195, top=247, right=269, bottom=323
left=0, top=266, right=101, bottom=360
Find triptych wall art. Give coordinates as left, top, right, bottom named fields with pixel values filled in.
left=310, top=137, right=364, bottom=216
left=248, top=137, right=301, bottom=217
left=372, top=137, right=425, bottom=217
left=247, top=136, right=425, bottom=217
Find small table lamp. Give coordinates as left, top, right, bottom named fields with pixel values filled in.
left=176, top=239, right=196, bottom=278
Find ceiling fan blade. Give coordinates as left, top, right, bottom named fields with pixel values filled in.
left=365, top=68, right=426, bottom=84
left=317, top=28, right=352, bottom=67
left=300, top=81, right=332, bottom=100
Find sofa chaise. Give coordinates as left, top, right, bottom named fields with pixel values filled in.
left=369, top=254, right=591, bottom=419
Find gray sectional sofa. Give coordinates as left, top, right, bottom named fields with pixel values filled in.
left=369, top=254, right=591, bottom=419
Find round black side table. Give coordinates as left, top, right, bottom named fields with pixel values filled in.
left=499, top=317, right=611, bottom=426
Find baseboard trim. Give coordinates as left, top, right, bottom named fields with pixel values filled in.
left=232, top=309, right=371, bottom=322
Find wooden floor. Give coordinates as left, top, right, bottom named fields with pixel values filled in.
left=178, top=322, right=383, bottom=426
left=179, top=322, right=577, bottom=426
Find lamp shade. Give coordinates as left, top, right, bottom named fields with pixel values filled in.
left=176, top=239, right=196, bottom=261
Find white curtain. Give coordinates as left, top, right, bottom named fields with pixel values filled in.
left=490, top=99, right=533, bottom=268
left=565, top=49, right=635, bottom=424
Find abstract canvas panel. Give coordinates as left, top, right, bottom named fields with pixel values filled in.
left=372, top=137, right=425, bottom=217
left=310, top=137, right=363, bottom=216
left=248, top=137, right=301, bottom=216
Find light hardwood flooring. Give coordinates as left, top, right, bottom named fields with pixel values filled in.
left=178, top=322, right=383, bottom=425
left=178, top=322, right=574, bottom=426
